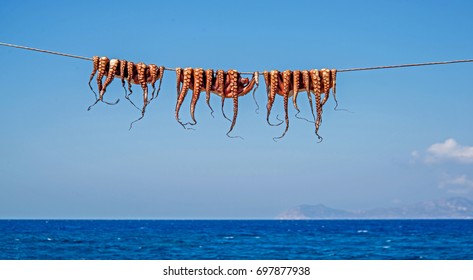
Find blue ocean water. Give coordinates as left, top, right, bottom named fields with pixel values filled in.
left=0, top=220, right=472, bottom=260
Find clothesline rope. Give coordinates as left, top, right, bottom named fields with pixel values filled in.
left=2, top=42, right=473, bottom=74
left=0, top=42, right=92, bottom=61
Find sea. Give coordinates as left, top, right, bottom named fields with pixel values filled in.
left=1, top=219, right=472, bottom=260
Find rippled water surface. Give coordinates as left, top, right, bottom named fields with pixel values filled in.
left=1, top=220, right=472, bottom=259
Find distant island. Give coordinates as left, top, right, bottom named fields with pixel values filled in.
left=277, top=197, right=473, bottom=219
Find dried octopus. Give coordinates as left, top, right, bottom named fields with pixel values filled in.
left=263, top=68, right=337, bottom=141
left=175, top=68, right=258, bottom=138
left=87, top=56, right=165, bottom=128
left=87, top=55, right=340, bottom=140
left=87, top=56, right=120, bottom=109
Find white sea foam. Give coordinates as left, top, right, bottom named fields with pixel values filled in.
left=224, top=236, right=234, bottom=239
left=357, top=230, right=368, bottom=233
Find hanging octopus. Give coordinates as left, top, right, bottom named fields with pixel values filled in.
left=308, top=68, right=339, bottom=141
left=148, top=65, right=165, bottom=102
left=85, top=55, right=341, bottom=140
left=174, top=68, right=257, bottom=137
left=175, top=67, right=225, bottom=127
left=87, top=56, right=168, bottom=129
left=87, top=56, right=120, bottom=110
left=292, top=70, right=316, bottom=122
left=218, top=70, right=258, bottom=138
left=119, top=60, right=139, bottom=111
left=263, top=70, right=297, bottom=140
left=263, top=68, right=339, bottom=141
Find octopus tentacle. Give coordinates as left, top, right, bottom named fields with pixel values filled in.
left=156, top=66, right=165, bottom=98
left=175, top=67, right=193, bottom=129
left=126, top=61, right=135, bottom=97
left=292, top=70, right=301, bottom=116
left=205, top=69, right=215, bottom=117
left=274, top=70, right=292, bottom=141
left=123, top=61, right=140, bottom=111
left=226, top=69, right=243, bottom=139
left=320, top=68, right=331, bottom=107
left=102, top=59, right=119, bottom=92
left=88, top=56, right=99, bottom=99
left=100, top=58, right=120, bottom=104
left=292, top=70, right=313, bottom=123
left=263, top=71, right=270, bottom=95
left=274, top=95, right=290, bottom=141
left=331, top=68, right=342, bottom=111
left=148, top=64, right=159, bottom=100
left=262, top=70, right=270, bottom=118
left=119, top=59, right=128, bottom=95
left=118, top=59, right=140, bottom=110
left=326, top=68, right=350, bottom=113
left=216, top=70, right=231, bottom=122
left=149, top=65, right=164, bottom=102
left=227, top=93, right=243, bottom=140
left=266, top=70, right=283, bottom=126
left=251, top=71, right=260, bottom=113
left=310, top=69, right=323, bottom=141
left=175, top=67, right=182, bottom=96
left=96, top=57, right=108, bottom=94
left=129, top=62, right=149, bottom=129
left=138, top=63, right=149, bottom=107
left=88, top=57, right=119, bottom=110
left=302, top=70, right=316, bottom=122
left=190, top=68, right=204, bottom=125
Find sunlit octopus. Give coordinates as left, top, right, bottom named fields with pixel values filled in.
left=87, top=56, right=165, bottom=128
left=87, top=55, right=339, bottom=140
left=175, top=68, right=258, bottom=138
left=263, top=68, right=337, bottom=141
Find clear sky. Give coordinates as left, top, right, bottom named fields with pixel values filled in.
left=0, top=0, right=472, bottom=218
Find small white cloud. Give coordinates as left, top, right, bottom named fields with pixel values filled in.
left=439, top=174, right=473, bottom=194
left=411, top=150, right=420, bottom=158
left=409, top=150, right=421, bottom=163
left=425, top=138, right=473, bottom=164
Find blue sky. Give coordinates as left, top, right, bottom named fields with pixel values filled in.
left=0, top=0, right=472, bottom=218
